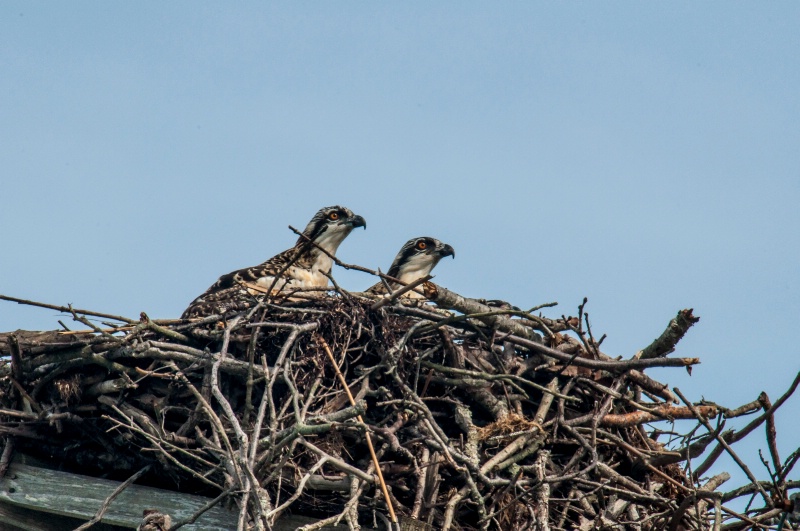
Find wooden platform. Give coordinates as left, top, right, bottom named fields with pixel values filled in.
left=0, top=456, right=373, bottom=530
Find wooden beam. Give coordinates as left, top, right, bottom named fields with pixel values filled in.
left=0, top=501, right=127, bottom=531
left=0, top=461, right=236, bottom=529
left=0, top=459, right=377, bottom=530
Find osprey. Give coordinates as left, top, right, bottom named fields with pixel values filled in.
left=182, top=205, right=366, bottom=318
left=365, top=237, right=455, bottom=297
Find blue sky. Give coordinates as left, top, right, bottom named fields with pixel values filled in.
left=2, top=2, right=799, bottom=497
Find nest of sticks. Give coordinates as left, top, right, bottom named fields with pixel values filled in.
left=0, top=284, right=798, bottom=531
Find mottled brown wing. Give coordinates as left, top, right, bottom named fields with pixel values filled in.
left=182, top=248, right=305, bottom=316
left=204, top=247, right=300, bottom=292
left=364, top=280, right=391, bottom=296
left=181, top=285, right=259, bottom=319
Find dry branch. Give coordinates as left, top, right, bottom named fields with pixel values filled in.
left=637, top=308, right=700, bottom=360
left=0, top=287, right=796, bottom=530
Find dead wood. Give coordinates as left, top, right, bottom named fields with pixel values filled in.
left=0, top=285, right=797, bottom=530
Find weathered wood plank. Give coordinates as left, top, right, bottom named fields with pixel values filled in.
left=0, top=461, right=379, bottom=530
left=0, top=501, right=128, bottom=531
left=0, top=462, right=236, bottom=530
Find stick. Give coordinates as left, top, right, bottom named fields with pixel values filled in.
left=0, top=294, right=137, bottom=324
left=74, top=465, right=151, bottom=530
left=316, top=336, right=398, bottom=525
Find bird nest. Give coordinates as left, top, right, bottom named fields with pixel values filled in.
left=0, top=287, right=798, bottom=530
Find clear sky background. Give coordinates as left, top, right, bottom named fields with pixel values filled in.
left=2, top=2, right=799, bottom=502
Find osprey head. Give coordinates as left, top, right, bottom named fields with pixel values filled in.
left=298, top=205, right=367, bottom=253
left=387, top=236, right=455, bottom=281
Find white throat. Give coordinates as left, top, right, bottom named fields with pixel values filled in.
left=314, top=225, right=353, bottom=255
left=396, top=254, right=439, bottom=284
left=304, top=225, right=354, bottom=287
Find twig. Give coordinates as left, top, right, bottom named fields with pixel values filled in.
left=674, top=387, right=772, bottom=508
left=695, top=371, right=800, bottom=479
left=601, top=405, right=719, bottom=428
left=0, top=437, right=14, bottom=479
left=0, top=294, right=137, bottom=323
left=74, top=464, right=151, bottom=530
left=759, top=393, right=782, bottom=481
left=636, top=309, right=700, bottom=360
left=168, top=488, right=233, bottom=530
left=505, top=334, right=700, bottom=371
left=316, top=336, right=398, bottom=525
left=370, top=275, right=434, bottom=310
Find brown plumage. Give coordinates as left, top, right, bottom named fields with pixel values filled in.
left=365, top=236, right=454, bottom=297
left=182, top=205, right=366, bottom=318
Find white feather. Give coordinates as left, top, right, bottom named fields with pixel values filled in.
left=396, top=253, right=440, bottom=284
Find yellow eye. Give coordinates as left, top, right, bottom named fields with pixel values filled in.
left=416, top=241, right=427, bottom=250
left=328, top=211, right=340, bottom=221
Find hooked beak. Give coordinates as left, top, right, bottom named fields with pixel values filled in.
left=437, top=243, right=455, bottom=258
left=348, top=214, right=367, bottom=229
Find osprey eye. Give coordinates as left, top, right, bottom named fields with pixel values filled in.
left=328, top=212, right=340, bottom=221
left=416, top=241, right=427, bottom=250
